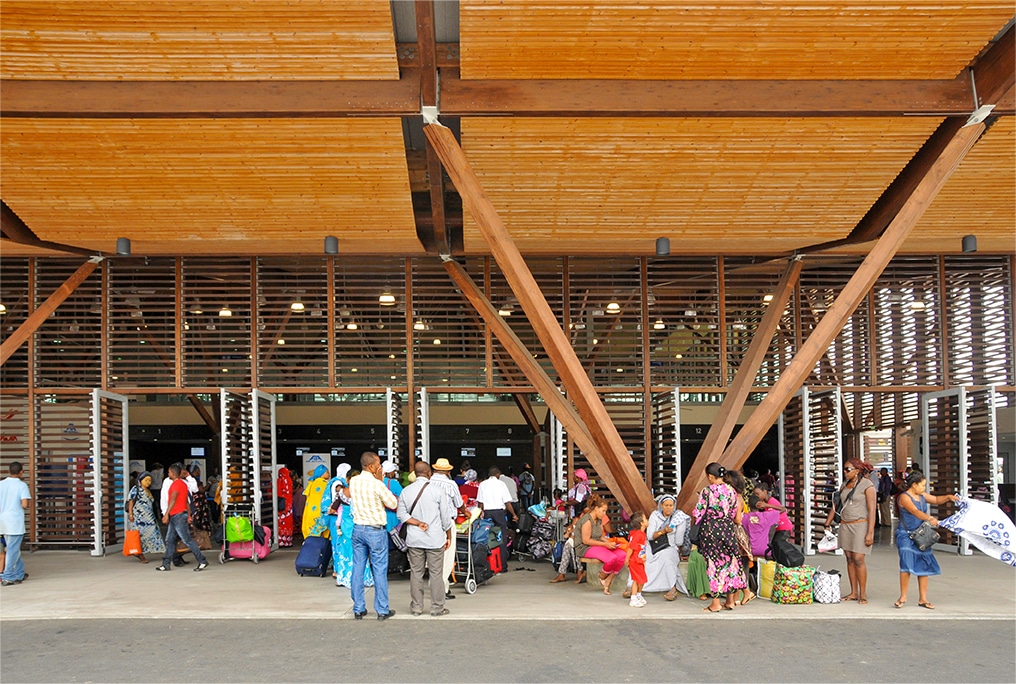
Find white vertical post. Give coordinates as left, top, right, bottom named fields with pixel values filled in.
left=90, top=389, right=103, bottom=557
left=800, top=387, right=813, bottom=555
left=417, top=387, right=430, bottom=463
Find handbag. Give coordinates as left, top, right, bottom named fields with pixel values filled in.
left=832, top=479, right=862, bottom=525
left=395, top=481, right=431, bottom=549
left=812, top=568, right=841, bottom=604
left=734, top=524, right=753, bottom=559
left=122, top=528, right=142, bottom=557
left=817, top=528, right=839, bottom=553
left=649, top=533, right=670, bottom=555
left=908, top=520, right=940, bottom=551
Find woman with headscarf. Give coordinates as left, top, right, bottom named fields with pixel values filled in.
left=565, top=469, right=592, bottom=518
left=381, top=461, right=403, bottom=532
left=301, top=464, right=330, bottom=540
left=126, top=471, right=165, bottom=563
left=459, top=469, right=479, bottom=501
left=630, top=494, right=690, bottom=601
left=277, top=466, right=294, bottom=547
left=328, top=463, right=375, bottom=589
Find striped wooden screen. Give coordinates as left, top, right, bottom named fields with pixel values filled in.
left=220, top=389, right=254, bottom=511
left=411, top=258, right=486, bottom=388
left=651, top=389, right=681, bottom=496
left=646, top=257, right=721, bottom=388
left=724, top=258, right=796, bottom=387
left=874, top=257, right=943, bottom=387
left=965, top=387, right=999, bottom=509
left=490, top=257, right=564, bottom=387
left=92, top=389, right=127, bottom=554
left=803, top=388, right=842, bottom=554
left=779, top=393, right=805, bottom=544
left=0, top=395, right=31, bottom=527
left=34, top=394, right=93, bottom=545
left=944, top=256, right=1014, bottom=393
left=568, top=258, right=642, bottom=388
left=921, top=390, right=963, bottom=547
left=252, top=390, right=277, bottom=535
left=0, top=258, right=30, bottom=389
left=182, top=258, right=252, bottom=388
left=34, top=259, right=102, bottom=388
left=108, top=257, right=177, bottom=388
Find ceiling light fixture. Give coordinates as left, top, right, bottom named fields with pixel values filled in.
left=324, top=235, right=338, bottom=255
left=910, top=300, right=927, bottom=311
left=414, top=320, right=426, bottom=331
left=962, top=235, right=978, bottom=253
left=606, top=301, right=621, bottom=314
left=346, top=321, right=358, bottom=330
left=290, top=300, right=305, bottom=312
left=763, top=294, right=774, bottom=303
left=277, top=339, right=286, bottom=345
left=116, top=237, right=131, bottom=255
left=655, top=237, right=670, bottom=256
left=218, top=306, right=232, bottom=317
left=433, top=338, right=442, bottom=345
left=379, top=291, right=396, bottom=306
left=653, top=318, right=666, bottom=330
left=498, top=303, right=513, bottom=317
left=0, top=304, right=6, bottom=314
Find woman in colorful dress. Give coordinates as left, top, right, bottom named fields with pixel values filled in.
left=276, top=466, right=294, bottom=547
left=328, top=464, right=374, bottom=589
left=126, top=471, right=165, bottom=563
left=301, top=465, right=330, bottom=540
left=894, top=470, right=958, bottom=609
left=693, top=462, right=746, bottom=613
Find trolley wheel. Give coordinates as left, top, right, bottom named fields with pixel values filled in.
left=218, top=551, right=226, bottom=564
left=252, top=552, right=259, bottom=564
left=465, top=578, right=477, bottom=594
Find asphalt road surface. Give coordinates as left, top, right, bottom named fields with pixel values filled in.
left=2, top=618, right=1012, bottom=682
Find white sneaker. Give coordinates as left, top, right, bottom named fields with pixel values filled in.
left=629, top=598, right=640, bottom=607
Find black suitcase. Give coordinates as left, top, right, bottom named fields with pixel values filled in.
left=517, top=511, right=536, bottom=535
left=295, top=535, right=332, bottom=577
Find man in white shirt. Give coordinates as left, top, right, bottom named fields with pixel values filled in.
left=348, top=452, right=398, bottom=621
left=430, top=458, right=465, bottom=600
left=0, top=462, right=32, bottom=585
left=476, top=466, right=517, bottom=555
left=499, top=469, right=519, bottom=512
left=149, top=463, right=164, bottom=518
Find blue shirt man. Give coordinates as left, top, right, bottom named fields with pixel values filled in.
left=0, top=461, right=32, bottom=585
left=398, top=461, right=454, bottom=617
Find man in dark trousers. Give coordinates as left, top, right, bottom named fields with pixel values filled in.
left=156, top=463, right=208, bottom=573
left=398, top=461, right=453, bottom=616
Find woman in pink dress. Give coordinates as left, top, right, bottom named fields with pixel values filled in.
left=277, top=466, right=294, bottom=547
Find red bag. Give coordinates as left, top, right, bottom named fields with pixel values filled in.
left=123, top=529, right=142, bottom=557
left=488, top=545, right=503, bottom=574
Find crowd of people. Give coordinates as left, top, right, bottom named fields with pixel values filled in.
left=0, top=450, right=970, bottom=620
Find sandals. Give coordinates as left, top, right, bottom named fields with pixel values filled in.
left=918, top=601, right=936, bottom=610
left=703, top=605, right=722, bottom=613
left=622, top=589, right=632, bottom=599
left=549, top=575, right=567, bottom=584
left=663, top=590, right=677, bottom=601
left=741, top=592, right=756, bottom=606
left=858, top=598, right=868, bottom=605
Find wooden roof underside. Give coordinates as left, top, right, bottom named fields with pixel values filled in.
left=1, top=1, right=1013, bottom=258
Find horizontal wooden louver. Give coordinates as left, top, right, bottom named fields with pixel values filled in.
left=647, top=257, right=721, bottom=388
left=490, top=257, right=564, bottom=387
left=724, top=259, right=795, bottom=387
left=944, top=256, right=1013, bottom=393
left=34, top=259, right=102, bottom=388
left=334, top=258, right=408, bottom=389
left=257, top=257, right=329, bottom=389
left=34, top=394, right=93, bottom=544
left=411, top=258, right=486, bottom=388
left=0, top=394, right=30, bottom=473
left=107, top=257, right=177, bottom=388
left=800, top=258, right=872, bottom=390
left=874, top=258, right=942, bottom=388
left=181, top=257, right=252, bottom=388
left=568, top=258, right=642, bottom=387
left=0, top=258, right=30, bottom=388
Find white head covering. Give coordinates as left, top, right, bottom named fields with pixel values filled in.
left=381, top=460, right=398, bottom=475
left=336, top=463, right=351, bottom=481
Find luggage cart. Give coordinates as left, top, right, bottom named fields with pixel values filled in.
left=220, top=501, right=262, bottom=564
left=453, top=507, right=485, bottom=594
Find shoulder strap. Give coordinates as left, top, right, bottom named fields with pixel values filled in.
left=408, top=481, right=431, bottom=517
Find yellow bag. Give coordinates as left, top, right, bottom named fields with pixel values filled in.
left=757, top=558, right=777, bottom=599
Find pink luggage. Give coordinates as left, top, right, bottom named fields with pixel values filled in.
left=221, top=525, right=272, bottom=563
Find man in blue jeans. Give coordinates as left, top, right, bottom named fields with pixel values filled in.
left=156, top=463, right=208, bottom=572
left=348, top=452, right=398, bottom=620
left=0, top=461, right=32, bottom=586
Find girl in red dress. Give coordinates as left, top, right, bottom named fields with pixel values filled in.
left=626, top=512, right=649, bottom=607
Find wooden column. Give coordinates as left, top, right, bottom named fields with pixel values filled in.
left=719, top=120, right=986, bottom=473
left=442, top=258, right=634, bottom=510
left=0, top=257, right=102, bottom=366
left=426, top=123, right=654, bottom=514
left=677, top=257, right=803, bottom=511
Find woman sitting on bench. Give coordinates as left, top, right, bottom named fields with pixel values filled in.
left=574, top=495, right=627, bottom=595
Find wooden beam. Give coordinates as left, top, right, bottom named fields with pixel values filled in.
left=0, top=73, right=422, bottom=118
left=187, top=395, right=219, bottom=435
left=0, top=258, right=101, bottom=366
left=426, top=122, right=654, bottom=514
left=439, top=68, right=991, bottom=117
left=512, top=393, right=542, bottom=435
left=972, top=24, right=1015, bottom=106
left=718, top=119, right=987, bottom=473
left=2, top=201, right=101, bottom=257
left=677, top=258, right=802, bottom=512
left=442, top=258, right=631, bottom=508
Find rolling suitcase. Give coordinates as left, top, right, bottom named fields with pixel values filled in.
left=295, top=535, right=332, bottom=577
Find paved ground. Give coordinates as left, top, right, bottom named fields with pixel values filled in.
left=1, top=530, right=1014, bottom=682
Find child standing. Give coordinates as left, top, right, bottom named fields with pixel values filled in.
left=625, top=512, right=649, bottom=607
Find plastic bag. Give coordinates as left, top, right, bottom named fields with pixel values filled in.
left=225, top=515, right=255, bottom=543
left=817, top=528, right=839, bottom=553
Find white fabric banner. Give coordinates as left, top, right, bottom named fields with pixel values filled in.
left=940, top=497, right=1016, bottom=568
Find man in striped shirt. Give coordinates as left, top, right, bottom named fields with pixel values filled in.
left=349, top=452, right=399, bottom=620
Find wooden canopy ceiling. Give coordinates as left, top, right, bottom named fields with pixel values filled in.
left=1, top=1, right=1013, bottom=258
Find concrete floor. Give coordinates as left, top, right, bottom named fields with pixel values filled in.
left=2, top=529, right=1014, bottom=622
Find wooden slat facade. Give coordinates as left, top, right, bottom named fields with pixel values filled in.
left=1, top=0, right=399, bottom=80
left=459, top=1, right=1014, bottom=81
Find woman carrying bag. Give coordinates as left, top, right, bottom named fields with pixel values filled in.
left=823, top=458, right=877, bottom=604
left=894, top=471, right=958, bottom=609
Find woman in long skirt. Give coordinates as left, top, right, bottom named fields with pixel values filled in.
left=693, top=462, right=746, bottom=612
left=127, top=471, right=165, bottom=563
